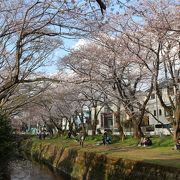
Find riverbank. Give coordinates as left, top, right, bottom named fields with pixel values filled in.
left=20, top=135, right=180, bottom=179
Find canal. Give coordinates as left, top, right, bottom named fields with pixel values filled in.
left=0, top=157, right=70, bottom=180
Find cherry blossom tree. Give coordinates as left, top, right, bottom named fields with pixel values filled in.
left=0, top=0, right=106, bottom=115
left=104, top=0, right=179, bottom=140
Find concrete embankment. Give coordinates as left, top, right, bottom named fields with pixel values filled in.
left=20, top=140, right=180, bottom=180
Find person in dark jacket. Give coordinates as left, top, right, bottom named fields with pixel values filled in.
left=102, top=131, right=108, bottom=145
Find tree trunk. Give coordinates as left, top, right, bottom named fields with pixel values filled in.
left=92, top=113, right=98, bottom=135
left=174, top=97, right=180, bottom=140
left=69, top=120, right=73, bottom=132
left=174, top=123, right=180, bottom=140
left=117, top=123, right=125, bottom=141
left=91, top=102, right=99, bottom=136
left=115, top=110, right=125, bottom=141
left=132, top=119, right=144, bottom=139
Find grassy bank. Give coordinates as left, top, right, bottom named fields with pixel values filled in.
left=29, top=135, right=180, bottom=169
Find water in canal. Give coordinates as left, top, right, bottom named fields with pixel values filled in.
left=0, top=158, right=69, bottom=180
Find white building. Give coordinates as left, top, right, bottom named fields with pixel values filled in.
left=146, top=84, right=175, bottom=135
left=90, top=82, right=176, bottom=135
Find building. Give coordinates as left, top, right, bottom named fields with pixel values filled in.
left=146, top=84, right=176, bottom=135
left=90, top=81, right=177, bottom=135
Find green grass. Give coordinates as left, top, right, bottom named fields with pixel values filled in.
left=31, top=134, right=175, bottom=149
left=29, top=135, right=180, bottom=168
left=150, top=136, right=174, bottom=147
left=119, top=136, right=139, bottom=146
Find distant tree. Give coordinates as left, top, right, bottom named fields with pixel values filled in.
left=59, top=37, right=155, bottom=139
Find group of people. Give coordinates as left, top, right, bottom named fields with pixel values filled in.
left=138, top=137, right=152, bottom=147
left=36, top=126, right=180, bottom=151
left=37, top=130, right=46, bottom=140
left=102, top=131, right=112, bottom=145
left=67, top=130, right=112, bottom=147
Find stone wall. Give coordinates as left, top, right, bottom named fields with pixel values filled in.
left=20, top=140, right=180, bottom=180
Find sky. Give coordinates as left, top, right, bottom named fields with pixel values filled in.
left=41, top=38, right=79, bottom=74
left=42, top=37, right=90, bottom=75
left=40, top=0, right=152, bottom=75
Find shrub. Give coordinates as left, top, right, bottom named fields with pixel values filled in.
left=0, top=113, right=13, bottom=156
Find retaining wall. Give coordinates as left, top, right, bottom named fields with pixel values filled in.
left=20, top=140, right=180, bottom=180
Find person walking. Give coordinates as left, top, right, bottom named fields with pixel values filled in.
left=79, top=131, right=85, bottom=147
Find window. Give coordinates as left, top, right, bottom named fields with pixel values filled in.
left=155, top=124, right=172, bottom=128
left=155, top=124, right=163, bottom=128
left=154, top=110, right=156, bottom=116
left=150, top=93, right=155, bottom=99
left=145, top=125, right=154, bottom=132
left=142, top=116, right=149, bottom=126
left=159, top=109, right=162, bottom=116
